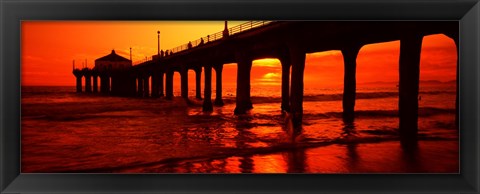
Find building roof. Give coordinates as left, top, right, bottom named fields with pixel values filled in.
left=95, top=50, right=131, bottom=62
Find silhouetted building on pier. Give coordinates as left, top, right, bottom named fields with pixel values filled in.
left=95, top=50, right=132, bottom=70
left=73, top=49, right=135, bottom=96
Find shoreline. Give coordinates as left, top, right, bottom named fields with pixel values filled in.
left=39, top=139, right=458, bottom=173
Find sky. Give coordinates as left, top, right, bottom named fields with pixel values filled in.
left=21, top=21, right=457, bottom=88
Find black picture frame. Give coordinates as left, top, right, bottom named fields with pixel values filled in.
left=1, top=0, right=479, bottom=193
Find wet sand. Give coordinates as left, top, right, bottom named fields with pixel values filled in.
left=125, top=140, right=458, bottom=173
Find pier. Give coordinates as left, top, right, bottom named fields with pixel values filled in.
left=73, top=21, right=458, bottom=145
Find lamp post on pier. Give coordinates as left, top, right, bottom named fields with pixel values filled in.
left=157, top=31, right=160, bottom=56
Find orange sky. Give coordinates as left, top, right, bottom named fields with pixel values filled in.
left=21, top=21, right=457, bottom=88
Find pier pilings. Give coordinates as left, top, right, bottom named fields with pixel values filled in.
left=203, top=65, right=213, bottom=112
left=398, top=34, right=423, bottom=145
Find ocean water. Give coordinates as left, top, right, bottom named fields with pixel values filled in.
left=21, top=84, right=458, bottom=173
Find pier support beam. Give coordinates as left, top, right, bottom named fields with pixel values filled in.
left=195, top=68, right=202, bottom=99
left=289, top=47, right=306, bottom=130
left=158, top=72, right=165, bottom=97
left=341, top=45, right=361, bottom=123
left=166, top=71, right=174, bottom=100
left=143, top=75, right=150, bottom=97
left=93, top=75, right=98, bottom=93
left=151, top=72, right=159, bottom=98
left=85, top=73, right=92, bottom=93
left=203, top=65, right=213, bottom=112
left=234, top=55, right=253, bottom=114
left=280, top=56, right=291, bottom=112
left=137, top=76, right=144, bottom=97
left=399, top=35, right=423, bottom=145
left=181, top=68, right=189, bottom=99
left=214, top=64, right=224, bottom=106
left=100, top=75, right=110, bottom=94
left=75, top=75, right=82, bottom=92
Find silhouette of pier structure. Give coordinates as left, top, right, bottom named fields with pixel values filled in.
left=73, top=21, right=458, bottom=145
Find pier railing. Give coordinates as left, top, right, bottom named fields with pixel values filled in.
left=133, top=21, right=273, bottom=66
left=133, top=56, right=153, bottom=66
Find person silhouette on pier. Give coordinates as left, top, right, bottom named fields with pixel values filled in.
left=188, top=41, right=192, bottom=49
left=160, top=50, right=164, bottom=57
left=199, top=38, right=204, bottom=46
